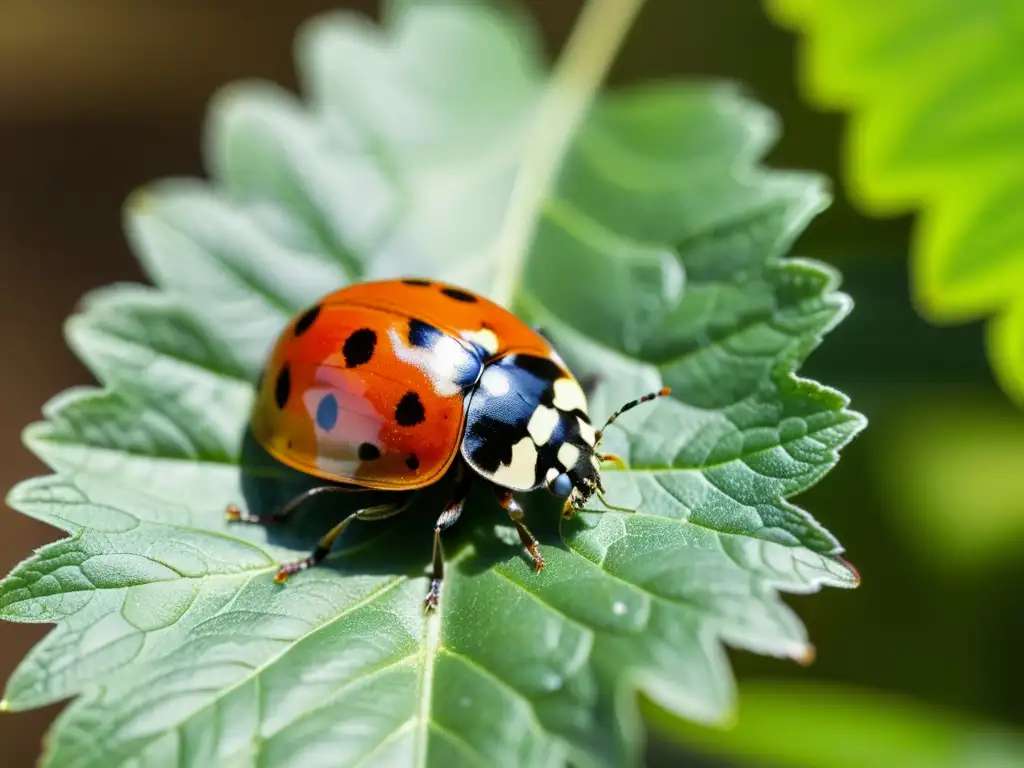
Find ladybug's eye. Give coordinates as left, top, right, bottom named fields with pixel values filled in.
left=548, top=473, right=573, bottom=498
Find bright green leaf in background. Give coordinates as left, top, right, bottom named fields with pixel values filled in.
left=647, top=681, right=1024, bottom=768
left=1, top=1, right=863, bottom=766
left=767, top=0, right=1024, bottom=406
left=869, top=394, right=1024, bottom=575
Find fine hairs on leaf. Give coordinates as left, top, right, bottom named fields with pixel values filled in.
left=768, top=0, right=1024, bottom=407
left=1, top=2, right=864, bottom=767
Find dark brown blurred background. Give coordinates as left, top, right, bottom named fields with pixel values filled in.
left=4, top=2, right=1019, bottom=767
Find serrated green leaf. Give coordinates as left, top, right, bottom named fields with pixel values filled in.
left=767, top=0, right=1024, bottom=405
left=2, top=2, right=862, bottom=767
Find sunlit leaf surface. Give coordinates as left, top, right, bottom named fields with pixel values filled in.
left=2, top=3, right=862, bottom=766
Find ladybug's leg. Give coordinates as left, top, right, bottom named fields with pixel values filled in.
left=495, top=488, right=545, bottom=573
left=226, top=484, right=363, bottom=525
left=273, top=495, right=412, bottom=583
left=424, top=468, right=473, bottom=612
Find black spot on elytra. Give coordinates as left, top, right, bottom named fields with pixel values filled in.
left=358, top=443, right=381, bottom=461
left=406, top=453, right=420, bottom=471
left=441, top=286, right=478, bottom=303
left=465, top=414, right=524, bottom=474
left=395, top=392, right=426, bottom=426
left=294, top=304, right=321, bottom=336
left=343, top=328, right=376, bottom=368
left=274, top=365, right=291, bottom=409
left=408, top=319, right=441, bottom=349
left=513, top=354, right=564, bottom=382
left=402, top=278, right=432, bottom=287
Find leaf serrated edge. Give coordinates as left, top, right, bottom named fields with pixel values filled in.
left=18, top=282, right=252, bottom=472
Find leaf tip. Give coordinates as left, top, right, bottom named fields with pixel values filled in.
left=839, top=556, right=861, bottom=586
left=795, top=644, right=816, bottom=667
left=717, top=706, right=740, bottom=730
left=124, top=188, right=154, bottom=215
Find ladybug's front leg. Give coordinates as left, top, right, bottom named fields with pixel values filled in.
left=495, top=488, right=545, bottom=573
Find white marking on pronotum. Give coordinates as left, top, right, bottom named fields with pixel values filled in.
left=480, top=366, right=511, bottom=396
left=463, top=327, right=500, bottom=356
left=552, top=377, right=588, bottom=415
left=546, top=467, right=560, bottom=484
left=557, top=442, right=581, bottom=469
left=527, top=406, right=560, bottom=445
left=577, top=418, right=596, bottom=446
left=492, top=437, right=538, bottom=490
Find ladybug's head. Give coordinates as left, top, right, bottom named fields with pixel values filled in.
left=546, top=387, right=671, bottom=515
left=546, top=451, right=602, bottom=512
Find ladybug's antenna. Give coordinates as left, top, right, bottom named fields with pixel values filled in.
left=594, top=387, right=671, bottom=445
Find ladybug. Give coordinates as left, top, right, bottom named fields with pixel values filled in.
left=227, top=278, right=668, bottom=609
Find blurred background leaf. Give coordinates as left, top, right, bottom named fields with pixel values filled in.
left=767, top=0, right=1024, bottom=407
left=646, top=681, right=1024, bottom=768
left=868, top=393, right=1024, bottom=575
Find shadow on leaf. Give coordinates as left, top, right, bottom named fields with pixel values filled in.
left=234, top=426, right=565, bottom=583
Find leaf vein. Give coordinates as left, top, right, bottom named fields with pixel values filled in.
left=491, top=568, right=596, bottom=636
left=112, top=576, right=406, bottom=764
left=428, top=722, right=492, bottom=768
left=259, top=654, right=418, bottom=743
left=348, top=719, right=416, bottom=768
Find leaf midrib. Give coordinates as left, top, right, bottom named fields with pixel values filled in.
left=414, top=601, right=442, bottom=768
left=486, top=0, right=647, bottom=306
